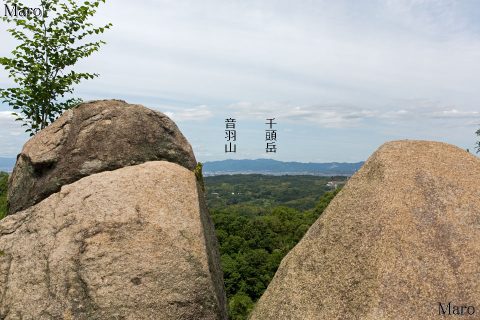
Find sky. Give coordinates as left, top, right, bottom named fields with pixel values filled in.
left=1, top=0, right=479, bottom=162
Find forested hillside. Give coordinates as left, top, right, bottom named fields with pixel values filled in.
left=205, top=175, right=341, bottom=319
left=205, top=174, right=345, bottom=211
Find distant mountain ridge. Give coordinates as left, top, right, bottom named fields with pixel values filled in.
left=0, top=157, right=15, bottom=173
left=1, top=157, right=365, bottom=176
left=203, top=159, right=364, bottom=176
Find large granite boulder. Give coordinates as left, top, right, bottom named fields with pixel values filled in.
left=0, top=161, right=227, bottom=319
left=8, top=100, right=196, bottom=214
left=250, top=140, right=480, bottom=320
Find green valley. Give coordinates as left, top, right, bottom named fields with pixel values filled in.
left=205, top=174, right=342, bottom=319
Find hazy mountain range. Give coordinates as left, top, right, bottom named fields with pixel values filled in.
left=203, top=159, right=363, bottom=176
left=0, top=157, right=364, bottom=176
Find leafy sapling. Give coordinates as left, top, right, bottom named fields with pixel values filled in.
left=0, top=0, right=112, bottom=135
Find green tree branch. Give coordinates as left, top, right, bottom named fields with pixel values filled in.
left=0, top=0, right=112, bottom=135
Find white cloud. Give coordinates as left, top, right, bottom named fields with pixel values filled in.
left=226, top=100, right=480, bottom=129
left=3, top=1, right=479, bottom=111
left=30, top=0, right=475, bottom=109
left=0, top=112, right=29, bottom=156
left=0, top=111, right=21, bottom=128
left=0, top=111, right=13, bottom=120
left=430, top=109, right=480, bottom=119
left=226, top=102, right=378, bottom=128
left=161, top=105, right=213, bottom=122
left=1, top=0, right=479, bottom=159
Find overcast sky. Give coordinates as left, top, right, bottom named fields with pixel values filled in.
left=1, top=0, right=479, bottom=162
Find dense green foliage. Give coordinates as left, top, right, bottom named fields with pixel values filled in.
left=0, top=172, right=8, bottom=220
left=205, top=174, right=346, bottom=211
left=1, top=0, right=111, bottom=134
left=205, top=175, right=342, bottom=319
